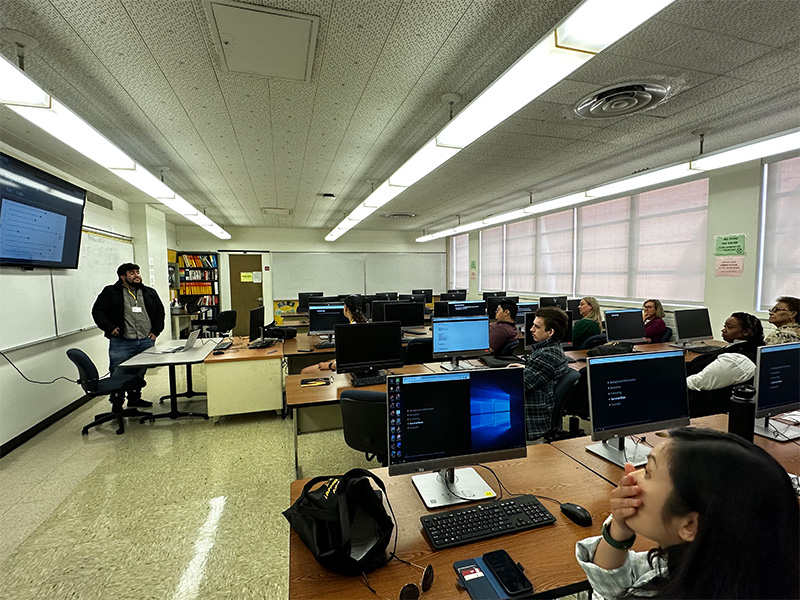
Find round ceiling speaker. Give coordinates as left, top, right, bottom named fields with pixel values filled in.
left=575, top=83, right=669, bottom=119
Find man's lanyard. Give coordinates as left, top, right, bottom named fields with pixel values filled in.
left=125, top=287, right=139, bottom=305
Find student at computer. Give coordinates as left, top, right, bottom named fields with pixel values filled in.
left=641, top=298, right=667, bottom=343
left=572, top=296, right=602, bottom=349
left=489, top=298, right=518, bottom=353
left=518, top=306, right=570, bottom=441
left=765, top=295, right=800, bottom=345
left=302, top=295, right=367, bottom=373
left=576, top=427, right=799, bottom=599
left=686, top=312, right=764, bottom=416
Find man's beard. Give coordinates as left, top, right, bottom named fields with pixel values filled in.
left=128, top=279, right=143, bottom=288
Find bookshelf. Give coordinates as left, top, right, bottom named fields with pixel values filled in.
left=177, top=253, right=219, bottom=322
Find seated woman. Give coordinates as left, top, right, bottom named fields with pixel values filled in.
left=301, top=295, right=367, bottom=374
left=686, top=312, right=764, bottom=416
left=572, top=296, right=602, bottom=349
left=642, top=298, right=667, bottom=343
left=576, top=427, right=798, bottom=599
left=765, top=295, right=800, bottom=345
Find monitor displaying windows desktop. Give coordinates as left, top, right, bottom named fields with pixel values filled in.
left=441, top=291, right=466, bottom=301
left=308, top=303, right=349, bottom=339
left=249, top=306, right=265, bottom=342
left=447, top=300, right=486, bottom=317
left=334, top=321, right=403, bottom=382
left=482, top=291, right=505, bottom=300
left=387, top=368, right=526, bottom=508
left=753, top=342, right=800, bottom=440
left=586, top=350, right=689, bottom=467
left=604, top=309, right=646, bottom=343
left=412, top=289, right=433, bottom=303
left=539, top=296, right=567, bottom=310
left=383, top=302, right=425, bottom=332
left=487, top=296, right=519, bottom=318
left=671, top=308, right=714, bottom=349
left=515, top=302, right=539, bottom=329
left=432, top=316, right=490, bottom=370
left=523, top=311, right=573, bottom=350
left=297, top=292, right=323, bottom=313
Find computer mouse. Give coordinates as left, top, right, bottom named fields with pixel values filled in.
left=560, top=502, right=592, bottom=527
left=212, top=350, right=225, bottom=355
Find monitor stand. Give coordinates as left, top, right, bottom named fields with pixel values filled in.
left=440, top=357, right=479, bottom=371
left=669, top=340, right=711, bottom=351
left=586, top=437, right=649, bottom=468
left=412, top=467, right=496, bottom=509
left=754, top=416, right=800, bottom=441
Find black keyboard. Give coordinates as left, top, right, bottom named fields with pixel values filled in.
left=214, top=340, right=233, bottom=351
left=403, top=329, right=427, bottom=336
left=421, top=495, right=556, bottom=550
left=350, top=373, right=386, bottom=387
left=315, top=341, right=336, bottom=349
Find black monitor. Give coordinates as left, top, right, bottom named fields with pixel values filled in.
left=412, top=289, right=433, bottom=303
left=431, top=316, right=490, bottom=370
left=249, top=306, right=265, bottom=342
left=383, top=302, right=425, bottom=331
left=308, top=295, right=341, bottom=305
left=482, top=291, right=505, bottom=300
left=539, top=296, right=567, bottom=310
left=433, top=301, right=449, bottom=318
left=754, top=342, right=800, bottom=440
left=387, top=368, right=526, bottom=508
left=376, top=292, right=398, bottom=301
left=604, top=309, right=646, bottom=343
left=448, top=288, right=467, bottom=295
left=371, top=300, right=390, bottom=322
left=586, top=350, right=689, bottom=467
left=447, top=300, right=486, bottom=317
left=671, top=308, right=714, bottom=350
left=515, top=302, right=539, bottom=328
left=297, top=292, right=323, bottom=313
left=334, top=321, right=403, bottom=381
left=399, top=293, right=426, bottom=304
left=487, top=296, right=519, bottom=318
left=441, top=292, right=466, bottom=301
left=567, top=299, right=581, bottom=321
left=523, top=311, right=573, bottom=350
left=308, top=303, right=349, bottom=338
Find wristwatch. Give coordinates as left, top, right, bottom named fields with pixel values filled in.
left=602, top=515, right=636, bottom=550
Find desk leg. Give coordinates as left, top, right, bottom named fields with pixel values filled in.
left=158, top=364, right=207, bottom=404
left=294, top=410, right=302, bottom=479
left=144, top=365, right=209, bottom=422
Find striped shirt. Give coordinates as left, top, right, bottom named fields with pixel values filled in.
left=576, top=536, right=664, bottom=598
left=522, top=337, right=569, bottom=440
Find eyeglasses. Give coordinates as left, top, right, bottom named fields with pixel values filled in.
left=769, top=307, right=790, bottom=313
left=361, top=557, right=434, bottom=600
left=642, top=305, right=655, bottom=310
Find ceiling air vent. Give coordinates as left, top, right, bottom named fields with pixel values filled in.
left=575, top=83, right=669, bottom=119
left=383, top=212, right=416, bottom=219
left=261, top=207, right=293, bottom=216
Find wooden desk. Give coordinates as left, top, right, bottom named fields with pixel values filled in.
left=288, top=444, right=647, bottom=600
left=283, top=336, right=335, bottom=374
left=563, top=340, right=728, bottom=371
left=203, top=337, right=284, bottom=420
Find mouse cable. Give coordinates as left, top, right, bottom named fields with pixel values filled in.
left=442, top=464, right=504, bottom=503
left=472, top=464, right=563, bottom=507
left=0, top=349, right=77, bottom=385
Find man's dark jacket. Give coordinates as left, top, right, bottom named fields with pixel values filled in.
left=92, top=280, right=165, bottom=339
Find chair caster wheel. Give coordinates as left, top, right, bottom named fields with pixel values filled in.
left=81, top=429, right=89, bottom=436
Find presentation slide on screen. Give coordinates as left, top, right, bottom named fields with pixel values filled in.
left=0, top=197, right=66, bottom=262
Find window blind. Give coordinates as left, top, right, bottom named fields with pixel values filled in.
left=505, top=219, right=536, bottom=292
left=480, top=226, right=504, bottom=291
left=450, top=234, right=470, bottom=290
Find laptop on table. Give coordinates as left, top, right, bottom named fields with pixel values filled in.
left=160, top=328, right=201, bottom=353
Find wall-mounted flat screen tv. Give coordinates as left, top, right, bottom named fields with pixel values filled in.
left=0, top=152, right=86, bottom=269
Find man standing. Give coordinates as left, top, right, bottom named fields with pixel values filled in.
left=92, top=263, right=165, bottom=408
left=521, top=306, right=570, bottom=441
left=489, top=298, right=519, bottom=354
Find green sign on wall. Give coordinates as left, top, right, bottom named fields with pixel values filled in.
left=715, top=234, right=746, bottom=256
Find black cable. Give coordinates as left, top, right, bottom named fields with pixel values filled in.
left=0, top=349, right=77, bottom=384
left=468, top=464, right=564, bottom=506
left=769, top=421, right=800, bottom=446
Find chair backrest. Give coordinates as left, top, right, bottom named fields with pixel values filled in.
left=547, top=369, right=581, bottom=437
left=659, top=326, right=673, bottom=343
left=216, top=310, right=237, bottom=333
left=496, top=339, right=519, bottom=357
left=66, top=348, right=99, bottom=393
left=404, top=338, right=433, bottom=365
left=340, top=390, right=388, bottom=461
left=580, top=333, right=607, bottom=350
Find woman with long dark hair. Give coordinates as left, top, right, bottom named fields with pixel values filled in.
left=577, top=427, right=799, bottom=598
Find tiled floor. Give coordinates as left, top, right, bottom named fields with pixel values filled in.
left=0, top=367, right=372, bottom=599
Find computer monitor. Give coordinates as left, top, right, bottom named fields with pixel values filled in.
left=586, top=350, right=689, bottom=467
left=371, top=300, right=390, bottom=322
left=604, top=309, right=646, bottom=343
left=249, top=306, right=265, bottom=342
left=754, top=342, right=800, bottom=440
left=567, top=298, right=581, bottom=321
left=523, top=311, right=573, bottom=350
left=539, top=296, right=567, bottom=310
left=431, top=316, right=490, bottom=370
left=441, top=292, right=466, bottom=301
left=433, top=301, right=449, bottom=318
left=515, top=302, right=539, bottom=329
left=482, top=291, right=505, bottom=300
left=387, top=368, right=526, bottom=508
left=383, top=302, right=425, bottom=331
left=399, top=293, right=426, bottom=304
left=671, top=308, right=714, bottom=349
left=448, top=288, right=467, bottom=295
left=308, top=295, right=341, bottom=306
left=412, top=289, right=433, bottom=303
left=486, top=296, right=519, bottom=318
left=334, top=321, right=404, bottom=381
left=447, top=300, right=487, bottom=317
left=297, top=292, right=323, bottom=313
left=376, top=292, right=398, bottom=301
left=308, top=303, right=349, bottom=339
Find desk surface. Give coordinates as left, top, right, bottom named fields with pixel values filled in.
left=120, top=337, right=221, bottom=367
left=288, top=444, right=631, bottom=600
left=202, top=336, right=284, bottom=364
left=563, top=340, right=728, bottom=370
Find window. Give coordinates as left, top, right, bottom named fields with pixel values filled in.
left=449, top=234, right=469, bottom=289
left=480, top=226, right=504, bottom=291
left=505, top=219, right=535, bottom=292
left=759, top=155, right=800, bottom=310
left=536, top=210, right=574, bottom=294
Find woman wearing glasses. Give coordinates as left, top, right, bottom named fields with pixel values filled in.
left=642, top=299, right=666, bottom=343
left=765, top=296, right=800, bottom=345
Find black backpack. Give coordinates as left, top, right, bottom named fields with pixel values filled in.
left=283, top=468, right=395, bottom=575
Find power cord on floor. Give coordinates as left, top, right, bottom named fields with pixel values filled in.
left=0, top=349, right=77, bottom=384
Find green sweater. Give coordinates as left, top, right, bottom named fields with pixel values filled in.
left=573, top=318, right=601, bottom=349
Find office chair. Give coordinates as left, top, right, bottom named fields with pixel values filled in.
left=207, top=309, right=237, bottom=337
left=496, top=339, right=519, bottom=357
left=66, top=348, right=151, bottom=436
left=580, top=333, right=607, bottom=350
left=404, top=338, right=433, bottom=365
left=543, top=369, right=581, bottom=442
left=659, top=326, right=673, bottom=343
left=340, top=390, right=388, bottom=466
left=563, top=367, right=590, bottom=437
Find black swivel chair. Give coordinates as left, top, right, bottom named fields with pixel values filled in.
left=66, top=348, right=151, bottom=436
left=207, top=309, right=237, bottom=337
left=404, top=338, right=433, bottom=365
left=580, top=333, right=607, bottom=350
left=340, top=390, right=388, bottom=466
left=659, top=326, right=673, bottom=343
left=496, top=339, right=519, bottom=357
left=543, top=369, right=581, bottom=442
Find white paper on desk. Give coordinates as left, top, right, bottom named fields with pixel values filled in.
left=252, top=271, right=262, bottom=283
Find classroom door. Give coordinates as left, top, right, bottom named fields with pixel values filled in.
left=229, top=254, right=264, bottom=337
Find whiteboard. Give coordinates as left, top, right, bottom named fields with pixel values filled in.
left=365, top=254, right=445, bottom=293
left=52, top=232, right=134, bottom=335
left=0, top=268, right=57, bottom=350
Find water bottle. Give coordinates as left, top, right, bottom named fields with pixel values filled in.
left=727, top=384, right=756, bottom=442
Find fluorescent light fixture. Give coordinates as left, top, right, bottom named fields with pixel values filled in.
left=347, top=204, right=379, bottom=222
left=8, top=99, right=136, bottom=170
left=690, top=130, right=800, bottom=171
left=388, top=139, right=461, bottom=187
left=110, top=163, right=176, bottom=199
left=556, top=0, right=675, bottom=53
left=0, top=55, right=51, bottom=108
left=586, top=163, right=695, bottom=198
left=524, top=192, right=590, bottom=215
left=363, top=181, right=406, bottom=208
left=158, top=195, right=200, bottom=215
left=483, top=208, right=528, bottom=226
